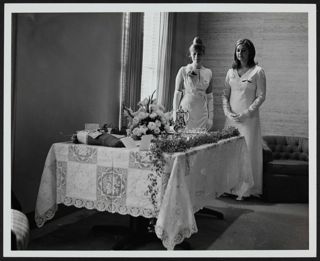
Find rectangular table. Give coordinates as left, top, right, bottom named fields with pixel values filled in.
left=35, top=136, right=253, bottom=250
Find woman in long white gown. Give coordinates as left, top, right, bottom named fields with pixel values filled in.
left=173, top=37, right=214, bottom=130
left=222, top=39, right=266, bottom=196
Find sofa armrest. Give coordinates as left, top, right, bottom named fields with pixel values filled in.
left=262, top=141, right=273, bottom=163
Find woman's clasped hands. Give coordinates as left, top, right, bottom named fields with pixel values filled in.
left=228, top=111, right=249, bottom=122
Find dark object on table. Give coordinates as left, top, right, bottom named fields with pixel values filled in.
left=71, top=133, right=79, bottom=143
left=87, top=133, right=125, bottom=147
left=101, top=124, right=127, bottom=136
left=111, top=126, right=127, bottom=136
left=262, top=135, right=308, bottom=203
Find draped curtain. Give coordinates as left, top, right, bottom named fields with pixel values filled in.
left=11, top=14, right=18, bottom=174
left=118, top=12, right=175, bottom=128
left=156, top=13, right=174, bottom=110
left=119, top=13, right=144, bottom=128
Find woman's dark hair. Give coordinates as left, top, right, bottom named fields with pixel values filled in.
left=189, top=36, right=205, bottom=55
left=232, top=38, right=257, bottom=69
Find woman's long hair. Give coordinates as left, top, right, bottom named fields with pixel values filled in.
left=232, top=39, right=257, bottom=69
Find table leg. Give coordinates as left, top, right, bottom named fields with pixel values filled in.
left=91, top=224, right=130, bottom=235
left=111, top=216, right=191, bottom=250
left=110, top=216, right=157, bottom=250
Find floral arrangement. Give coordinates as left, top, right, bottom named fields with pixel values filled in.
left=149, top=126, right=240, bottom=175
left=123, top=90, right=171, bottom=140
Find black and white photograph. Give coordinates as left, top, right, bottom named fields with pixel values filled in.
left=3, top=2, right=317, bottom=259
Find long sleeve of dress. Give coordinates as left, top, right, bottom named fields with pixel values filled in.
left=206, top=71, right=214, bottom=120
left=246, top=68, right=266, bottom=115
left=173, top=67, right=184, bottom=111
left=222, top=70, right=232, bottom=116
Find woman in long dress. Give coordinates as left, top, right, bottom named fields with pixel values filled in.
left=173, top=37, right=214, bottom=130
left=222, top=39, right=266, bottom=196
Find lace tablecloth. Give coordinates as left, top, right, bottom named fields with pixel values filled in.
left=35, top=136, right=253, bottom=250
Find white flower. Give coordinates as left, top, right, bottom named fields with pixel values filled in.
left=138, top=98, right=149, bottom=107
left=150, top=104, right=165, bottom=112
left=132, top=127, right=142, bottom=136
left=148, top=121, right=156, bottom=130
left=138, top=111, right=149, bottom=120
left=155, top=110, right=164, bottom=117
left=139, top=125, right=148, bottom=135
left=155, top=120, right=162, bottom=127
left=154, top=127, right=160, bottom=134
left=149, top=112, right=157, bottom=119
left=137, top=107, right=147, bottom=114
left=132, top=117, right=139, bottom=125
left=164, top=111, right=172, bottom=121
left=160, top=116, right=167, bottom=124
left=164, top=125, right=171, bottom=132
left=149, top=104, right=157, bottom=112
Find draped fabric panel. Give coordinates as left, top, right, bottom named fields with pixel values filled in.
left=11, top=14, right=18, bottom=175
left=156, top=13, right=174, bottom=111
left=119, top=13, right=144, bottom=128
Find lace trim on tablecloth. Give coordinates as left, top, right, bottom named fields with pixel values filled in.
left=61, top=197, right=156, bottom=217
left=155, top=223, right=198, bottom=250
left=35, top=204, right=58, bottom=228
left=35, top=197, right=157, bottom=228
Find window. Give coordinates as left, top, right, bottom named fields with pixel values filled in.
left=140, top=13, right=161, bottom=100
left=119, top=12, right=173, bottom=128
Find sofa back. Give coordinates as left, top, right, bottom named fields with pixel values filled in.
left=263, top=135, right=308, bottom=161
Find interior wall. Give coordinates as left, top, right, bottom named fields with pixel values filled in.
left=198, top=13, right=308, bottom=136
left=12, top=13, right=123, bottom=212
left=168, top=13, right=199, bottom=110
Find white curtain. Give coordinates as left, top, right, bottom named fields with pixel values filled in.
left=156, top=13, right=174, bottom=110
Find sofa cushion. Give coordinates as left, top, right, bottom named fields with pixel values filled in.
left=265, top=159, right=308, bottom=176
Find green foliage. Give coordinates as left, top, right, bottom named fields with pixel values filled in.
left=151, top=126, right=240, bottom=154
left=145, top=126, right=240, bottom=214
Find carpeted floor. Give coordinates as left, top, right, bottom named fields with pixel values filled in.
left=28, top=196, right=309, bottom=251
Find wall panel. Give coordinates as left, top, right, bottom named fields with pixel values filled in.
left=12, top=13, right=123, bottom=212
left=198, top=12, right=308, bottom=136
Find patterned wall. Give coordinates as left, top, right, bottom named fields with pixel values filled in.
left=198, top=13, right=308, bottom=137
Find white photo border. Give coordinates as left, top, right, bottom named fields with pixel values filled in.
left=3, top=3, right=317, bottom=258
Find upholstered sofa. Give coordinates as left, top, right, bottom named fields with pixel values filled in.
left=262, top=135, right=309, bottom=203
